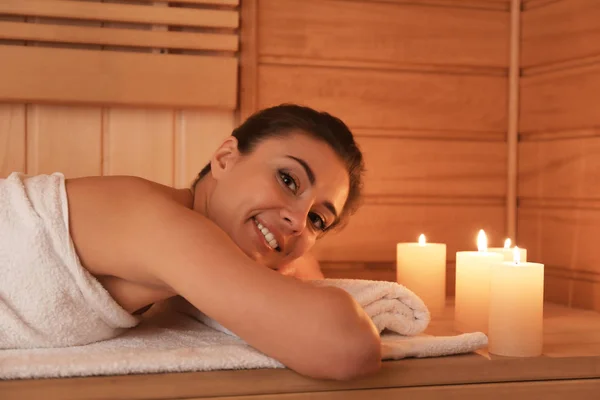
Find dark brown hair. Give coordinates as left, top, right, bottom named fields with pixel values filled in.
left=192, top=104, right=365, bottom=230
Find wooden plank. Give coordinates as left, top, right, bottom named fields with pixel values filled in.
left=520, top=64, right=600, bottom=133
left=522, top=0, right=600, bottom=68
left=239, top=0, right=258, bottom=121
left=0, top=104, right=25, bottom=177
left=174, top=109, right=234, bottom=188
left=0, top=0, right=239, bottom=29
left=26, top=105, right=102, bottom=178
left=518, top=136, right=600, bottom=200
left=190, top=379, right=600, bottom=400
left=258, top=0, right=509, bottom=68
left=103, top=108, right=174, bottom=186
left=313, top=200, right=505, bottom=262
left=522, top=0, right=561, bottom=10
left=129, top=0, right=239, bottom=5
left=372, top=0, right=510, bottom=11
left=258, top=65, right=507, bottom=132
left=2, top=304, right=600, bottom=400
left=0, top=45, right=238, bottom=109
left=358, top=136, right=507, bottom=197
left=0, top=21, right=238, bottom=52
left=517, top=205, right=600, bottom=276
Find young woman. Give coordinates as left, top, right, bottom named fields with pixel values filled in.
left=0, top=104, right=381, bottom=380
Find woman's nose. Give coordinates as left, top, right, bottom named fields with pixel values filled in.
left=280, top=206, right=307, bottom=234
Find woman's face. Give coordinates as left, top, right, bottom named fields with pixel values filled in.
left=207, top=131, right=350, bottom=270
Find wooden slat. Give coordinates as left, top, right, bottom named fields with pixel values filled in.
left=522, top=0, right=561, bottom=10
left=522, top=0, right=600, bottom=68
left=103, top=108, right=174, bottom=186
left=518, top=136, right=600, bottom=200
left=358, top=136, right=507, bottom=197
left=520, top=64, right=600, bottom=133
left=353, top=128, right=505, bottom=141
left=174, top=109, right=234, bottom=188
left=313, top=200, right=505, bottom=262
left=258, top=0, right=509, bottom=68
left=518, top=205, right=600, bottom=277
left=239, top=0, right=258, bottom=121
left=0, top=21, right=238, bottom=52
left=0, top=45, right=237, bottom=109
left=258, top=65, right=507, bottom=132
left=0, top=104, right=25, bottom=177
left=130, top=0, right=239, bottom=5
left=0, top=0, right=239, bottom=29
left=26, top=105, right=102, bottom=178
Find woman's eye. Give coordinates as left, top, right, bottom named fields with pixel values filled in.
left=279, top=171, right=298, bottom=193
left=309, top=213, right=326, bottom=231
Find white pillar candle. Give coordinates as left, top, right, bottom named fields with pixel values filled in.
left=397, top=234, right=447, bottom=317
left=488, top=238, right=528, bottom=262
left=454, top=230, right=503, bottom=334
left=489, top=247, right=544, bottom=357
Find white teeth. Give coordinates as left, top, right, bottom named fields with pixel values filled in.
left=254, top=218, right=279, bottom=250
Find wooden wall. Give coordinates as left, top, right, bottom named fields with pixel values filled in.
left=519, top=0, right=600, bottom=311
left=241, top=0, right=511, bottom=290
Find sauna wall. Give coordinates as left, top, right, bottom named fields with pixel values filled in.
left=241, top=0, right=510, bottom=290
left=519, top=0, right=600, bottom=311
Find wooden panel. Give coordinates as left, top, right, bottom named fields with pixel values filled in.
left=0, top=0, right=239, bottom=29
left=259, top=0, right=509, bottom=68
left=0, top=104, right=25, bottom=177
left=26, top=105, right=102, bottom=178
left=0, top=21, right=239, bottom=52
left=359, top=136, right=507, bottom=197
left=174, top=109, right=235, bottom=188
left=103, top=108, right=174, bottom=185
left=239, top=0, right=258, bottom=121
left=520, top=64, right=600, bottom=133
left=313, top=200, right=505, bottom=262
left=518, top=205, right=600, bottom=276
left=259, top=65, right=507, bottom=132
left=0, top=45, right=238, bottom=109
left=133, top=0, right=239, bottom=5
left=572, top=279, right=600, bottom=311
left=522, top=0, right=600, bottom=68
left=518, top=136, right=600, bottom=199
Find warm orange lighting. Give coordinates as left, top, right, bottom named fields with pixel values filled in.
left=504, top=238, right=512, bottom=249
left=418, top=234, right=426, bottom=246
left=477, top=230, right=488, bottom=252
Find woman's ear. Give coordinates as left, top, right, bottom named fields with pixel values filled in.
left=210, top=136, right=240, bottom=179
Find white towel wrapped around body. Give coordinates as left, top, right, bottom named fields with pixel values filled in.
left=0, top=172, right=139, bottom=349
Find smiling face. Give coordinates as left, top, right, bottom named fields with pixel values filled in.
left=205, top=131, right=350, bottom=270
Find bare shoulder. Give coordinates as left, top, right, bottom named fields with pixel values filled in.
left=65, top=175, right=193, bottom=281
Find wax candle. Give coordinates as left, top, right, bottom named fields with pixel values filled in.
left=454, top=230, right=503, bottom=334
left=488, top=247, right=544, bottom=357
left=488, top=238, right=528, bottom=262
left=397, top=234, right=447, bottom=317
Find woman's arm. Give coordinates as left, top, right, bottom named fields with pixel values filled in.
left=100, top=179, right=381, bottom=380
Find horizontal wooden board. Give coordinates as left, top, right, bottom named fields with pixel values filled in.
left=0, top=104, right=25, bottom=177
left=258, top=64, right=507, bottom=132
left=518, top=136, right=600, bottom=199
left=518, top=205, right=600, bottom=274
left=313, top=200, right=505, bottom=262
left=128, top=0, right=239, bottom=5
left=358, top=136, right=507, bottom=197
left=522, top=0, right=600, bottom=68
left=520, top=64, right=600, bottom=132
left=258, top=0, right=509, bottom=68
left=0, top=0, right=239, bottom=29
left=0, top=21, right=239, bottom=52
left=0, top=45, right=237, bottom=109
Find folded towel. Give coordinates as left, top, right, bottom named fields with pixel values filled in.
left=0, top=279, right=487, bottom=379
left=0, top=172, right=139, bottom=350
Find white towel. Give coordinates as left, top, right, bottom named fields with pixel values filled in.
left=0, top=279, right=487, bottom=379
left=0, top=172, right=139, bottom=350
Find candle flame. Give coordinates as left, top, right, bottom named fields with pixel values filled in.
left=504, top=238, right=511, bottom=249
left=477, top=229, right=488, bottom=252
left=418, top=234, right=426, bottom=246
left=513, top=246, right=521, bottom=264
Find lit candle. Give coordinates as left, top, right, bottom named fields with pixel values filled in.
left=454, top=230, right=503, bottom=334
left=397, top=234, right=447, bottom=317
left=488, top=247, right=544, bottom=357
left=488, top=238, right=528, bottom=262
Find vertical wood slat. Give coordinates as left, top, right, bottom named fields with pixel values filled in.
left=239, top=0, right=258, bottom=121
left=102, top=108, right=175, bottom=186
left=507, top=0, right=520, bottom=242
left=174, top=110, right=235, bottom=188
left=26, top=105, right=102, bottom=178
left=0, top=104, right=26, bottom=177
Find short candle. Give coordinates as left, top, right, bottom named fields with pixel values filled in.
left=488, top=238, right=528, bottom=262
